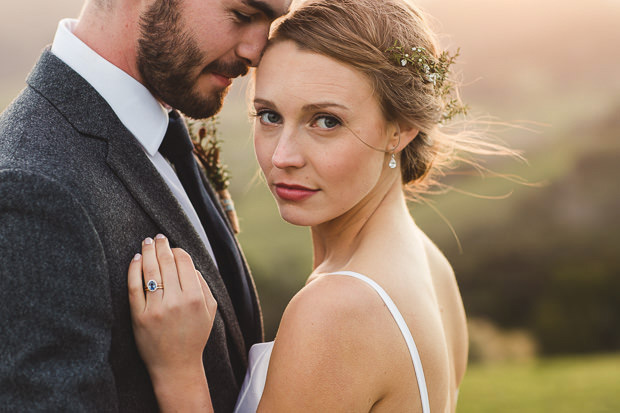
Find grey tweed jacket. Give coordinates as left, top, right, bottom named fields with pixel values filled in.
left=0, top=50, right=261, bottom=412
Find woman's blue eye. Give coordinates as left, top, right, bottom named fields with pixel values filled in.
left=315, top=116, right=341, bottom=129
left=259, top=111, right=281, bottom=125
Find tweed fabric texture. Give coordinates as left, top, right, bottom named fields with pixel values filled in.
left=0, top=49, right=262, bottom=412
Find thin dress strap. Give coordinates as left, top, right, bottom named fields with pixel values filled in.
left=329, top=271, right=431, bottom=413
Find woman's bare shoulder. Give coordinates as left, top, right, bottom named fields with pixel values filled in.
left=259, top=274, right=399, bottom=412
left=416, top=228, right=454, bottom=276
left=274, top=273, right=394, bottom=361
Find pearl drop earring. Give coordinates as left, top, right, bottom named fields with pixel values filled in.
left=388, top=154, right=397, bottom=168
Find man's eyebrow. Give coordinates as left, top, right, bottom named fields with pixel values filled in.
left=243, top=0, right=284, bottom=20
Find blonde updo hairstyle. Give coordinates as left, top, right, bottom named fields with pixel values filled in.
left=268, top=0, right=485, bottom=196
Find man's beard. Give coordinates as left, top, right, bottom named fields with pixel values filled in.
left=136, top=0, right=248, bottom=119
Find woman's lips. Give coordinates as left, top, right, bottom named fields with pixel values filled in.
left=274, top=183, right=319, bottom=201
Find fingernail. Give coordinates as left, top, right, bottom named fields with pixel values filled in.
left=133, top=253, right=142, bottom=261
left=155, top=234, right=166, bottom=240
left=144, top=237, right=153, bottom=245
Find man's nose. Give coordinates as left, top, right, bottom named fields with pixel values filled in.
left=236, top=23, right=270, bottom=67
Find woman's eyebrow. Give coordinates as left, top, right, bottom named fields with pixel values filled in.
left=253, top=98, right=275, bottom=107
left=253, top=99, right=350, bottom=113
left=301, top=102, right=350, bottom=112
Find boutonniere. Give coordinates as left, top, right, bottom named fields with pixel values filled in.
left=186, top=117, right=240, bottom=234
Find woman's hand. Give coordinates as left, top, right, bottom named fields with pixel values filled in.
left=127, top=234, right=216, bottom=412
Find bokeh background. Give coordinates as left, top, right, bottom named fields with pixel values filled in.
left=2, top=1, right=619, bottom=411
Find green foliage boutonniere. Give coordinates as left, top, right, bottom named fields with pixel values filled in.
left=186, top=117, right=240, bottom=234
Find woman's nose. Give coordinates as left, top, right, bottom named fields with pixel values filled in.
left=271, top=133, right=305, bottom=169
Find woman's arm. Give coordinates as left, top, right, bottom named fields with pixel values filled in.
left=127, top=235, right=217, bottom=413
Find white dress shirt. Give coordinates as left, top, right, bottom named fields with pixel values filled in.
left=51, top=18, right=217, bottom=264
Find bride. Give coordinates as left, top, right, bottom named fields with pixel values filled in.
left=128, top=0, right=477, bottom=411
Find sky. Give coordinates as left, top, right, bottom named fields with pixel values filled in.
left=2, top=0, right=619, bottom=129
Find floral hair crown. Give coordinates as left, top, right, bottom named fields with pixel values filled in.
left=385, top=41, right=468, bottom=123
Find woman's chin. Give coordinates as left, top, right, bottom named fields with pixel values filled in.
left=279, top=214, right=313, bottom=227
left=277, top=208, right=321, bottom=227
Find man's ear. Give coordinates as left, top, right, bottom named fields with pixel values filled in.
left=389, top=123, right=419, bottom=152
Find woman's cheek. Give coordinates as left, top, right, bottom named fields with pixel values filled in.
left=254, top=136, right=272, bottom=173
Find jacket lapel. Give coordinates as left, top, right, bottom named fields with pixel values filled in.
left=105, top=133, right=247, bottom=359
left=198, top=166, right=264, bottom=347
left=26, top=49, right=248, bottom=362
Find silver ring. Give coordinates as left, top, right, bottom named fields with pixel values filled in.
left=144, top=279, right=164, bottom=292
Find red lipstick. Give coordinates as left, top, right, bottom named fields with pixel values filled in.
left=274, top=183, right=319, bottom=201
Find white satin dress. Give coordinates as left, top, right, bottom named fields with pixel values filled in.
left=233, top=271, right=431, bottom=413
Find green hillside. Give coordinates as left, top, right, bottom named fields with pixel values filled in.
left=458, top=353, right=620, bottom=412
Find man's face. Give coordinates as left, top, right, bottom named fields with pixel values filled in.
left=137, top=0, right=290, bottom=119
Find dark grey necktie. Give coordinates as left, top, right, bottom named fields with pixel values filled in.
left=159, top=110, right=259, bottom=349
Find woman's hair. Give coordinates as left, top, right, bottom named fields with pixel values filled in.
left=268, top=0, right=518, bottom=197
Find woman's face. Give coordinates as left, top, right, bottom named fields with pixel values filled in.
left=253, top=41, right=397, bottom=227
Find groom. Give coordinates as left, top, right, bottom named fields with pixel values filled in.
left=0, top=0, right=289, bottom=411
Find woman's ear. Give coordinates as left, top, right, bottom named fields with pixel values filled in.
left=388, top=123, right=419, bottom=152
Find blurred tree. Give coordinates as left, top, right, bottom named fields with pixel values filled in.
left=450, top=115, right=620, bottom=354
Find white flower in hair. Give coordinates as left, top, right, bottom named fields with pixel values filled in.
left=386, top=40, right=468, bottom=123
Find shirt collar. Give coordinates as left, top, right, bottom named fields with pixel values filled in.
left=51, top=18, right=168, bottom=156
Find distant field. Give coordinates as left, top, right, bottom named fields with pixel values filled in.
left=457, top=353, right=620, bottom=412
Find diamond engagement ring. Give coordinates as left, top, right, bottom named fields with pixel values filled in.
left=144, top=279, right=164, bottom=292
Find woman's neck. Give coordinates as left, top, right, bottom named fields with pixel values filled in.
left=310, top=180, right=412, bottom=275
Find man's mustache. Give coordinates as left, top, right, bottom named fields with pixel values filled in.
left=203, top=59, right=249, bottom=79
